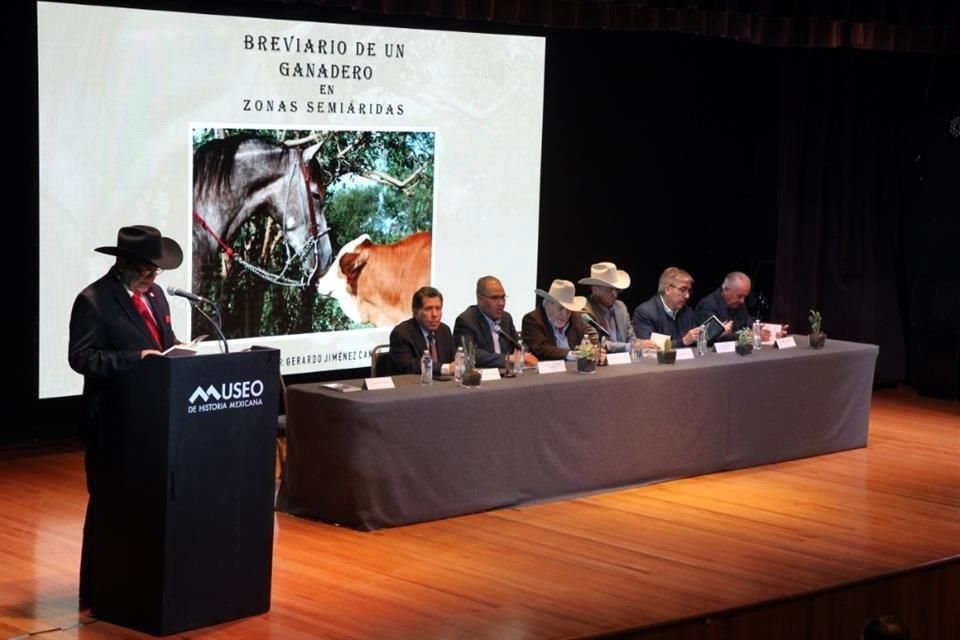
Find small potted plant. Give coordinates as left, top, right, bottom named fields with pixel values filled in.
left=576, top=339, right=599, bottom=373
left=656, top=337, right=677, bottom=364
left=808, top=309, right=826, bottom=349
left=735, top=327, right=754, bottom=356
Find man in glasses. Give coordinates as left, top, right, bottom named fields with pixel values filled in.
left=68, top=225, right=184, bottom=611
left=631, top=266, right=703, bottom=348
left=454, top=275, right=537, bottom=369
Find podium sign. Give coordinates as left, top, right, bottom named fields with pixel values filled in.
left=92, top=349, right=279, bottom=636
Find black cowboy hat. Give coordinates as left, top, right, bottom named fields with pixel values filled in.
left=95, top=225, right=183, bottom=270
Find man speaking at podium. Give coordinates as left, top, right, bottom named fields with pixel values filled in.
left=68, top=224, right=184, bottom=610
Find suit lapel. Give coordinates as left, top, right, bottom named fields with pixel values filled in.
left=473, top=307, right=496, bottom=353
left=412, top=320, right=428, bottom=355
left=109, top=276, right=157, bottom=347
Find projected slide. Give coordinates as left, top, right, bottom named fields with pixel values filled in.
left=38, top=2, right=544, bottom=398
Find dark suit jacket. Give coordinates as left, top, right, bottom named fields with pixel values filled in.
left=694, top=288, right=753, bottom=340
left=388, top=317, right=455, bottom=376
left=453, top=305, right=520, bottom=368
left=68, top=266, right=180, bottom=606
left=521, top=305, right=586, bottom=361
left=69, top=267, right=179, bottom=444
left=631, top=294, right=696, bottom=347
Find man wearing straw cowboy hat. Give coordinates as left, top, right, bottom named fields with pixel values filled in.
left=579, top=261, right=651, bottom=353
left=68, top=224, right=184, bottom=610
left=521, top=279, right=588, bottom=360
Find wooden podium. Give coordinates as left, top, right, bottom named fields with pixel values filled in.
left=91, top=349, right=279, bottom=636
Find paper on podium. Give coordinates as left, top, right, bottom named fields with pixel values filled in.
left=162, top=335, right=208, bottom=358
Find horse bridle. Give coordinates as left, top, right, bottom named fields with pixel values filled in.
left=192, top=147, right=332, bottom=289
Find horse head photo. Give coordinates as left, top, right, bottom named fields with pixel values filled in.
left=192, top=134, right=334, bottom=289
left=190, top=128, right=435, bottom=340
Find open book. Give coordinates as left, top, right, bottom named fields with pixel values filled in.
left=162, top=334, right=208, bottom=358
left=701, top=315, right=726, bottom=342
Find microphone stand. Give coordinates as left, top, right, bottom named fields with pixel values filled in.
left=191, top=300, right=229, bottom=354
left=581, top=314, right=610, bottom=340
left=494, top=325, right=521, bottom=351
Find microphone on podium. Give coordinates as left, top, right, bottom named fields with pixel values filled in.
left=166, top=286, right=214, bottom=305
left=166, top=287, right=229, bottom=354
left=580, top=312, right=610, bottom=339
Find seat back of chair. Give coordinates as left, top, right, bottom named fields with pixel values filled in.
left=370, top=344, right=391, bottom=377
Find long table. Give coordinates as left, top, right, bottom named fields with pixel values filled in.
left=277, top=339, right=878, bottom=530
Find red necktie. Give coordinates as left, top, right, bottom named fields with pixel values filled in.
left=132, top=292, right=162, bottom=349
left=429, top=332, right=438, bottom=363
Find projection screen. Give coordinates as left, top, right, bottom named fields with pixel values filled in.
left=38, top=2, right=544, bottom=398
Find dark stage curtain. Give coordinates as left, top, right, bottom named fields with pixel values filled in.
left=309, top=0, right=956, bottom=53
left=770, top=49, right=937, bottom=385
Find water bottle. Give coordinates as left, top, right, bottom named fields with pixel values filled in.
left=453, top=346, right=465, bottom=382
left=752, top=318, right=762, bottom=350
left=420, top=349, right=433, bottom=385
left=513, top=339, right=525, bottom=376
left=697, top=324, right=707, bottom=356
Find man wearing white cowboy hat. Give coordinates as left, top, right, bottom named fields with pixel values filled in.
left=579, top=262, right=642, bottom=353
left=521, top=279, right=588, bottom=360
left=68, top=224, right=184, bottom=610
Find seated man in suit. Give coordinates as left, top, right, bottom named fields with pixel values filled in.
left=454, top=275, right=539, bottom=369
left=522, top=279, right=588, bottom=360
left=579, top=262, right=642, bottom=353
left=388, top=285, right=455, bottom=376
left=631, top=266, right=703, bottom=348
left=694, top=271, right=788, bottom=342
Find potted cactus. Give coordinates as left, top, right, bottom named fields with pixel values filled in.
left=576, top=339, right=599, bottom=373
left=656, top=337, right=677, bottom=364
left=735, top=327, right=754, bottom=356
left=808, top=309, right=826, bottom=349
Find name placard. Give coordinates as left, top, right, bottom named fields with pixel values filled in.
left=537, top=360, right=567, bottom=375
left=675, top=348, right=695, bottom=361
left=714, top=342, right=736, bottom=354
left=364, top=377, right=395, bottom=390
left=480, top=368, right=502, bottom=381
left=606, top=352, right=632, bottom=366
left=775, top=336, right=797, bottom=349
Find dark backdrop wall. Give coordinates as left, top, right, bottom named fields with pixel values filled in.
left=10, top=1, right=959, bottom=444
left=537, top=28, right=780, bottom=333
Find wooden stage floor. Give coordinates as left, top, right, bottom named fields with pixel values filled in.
left=1, top=387, right=957, bottom=639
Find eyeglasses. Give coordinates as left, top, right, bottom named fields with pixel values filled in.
left=480, top=294, right=507, bottom=302
left=667, top=283, right=692, bottom=295
left=133, top=264, right=163, bottom=276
